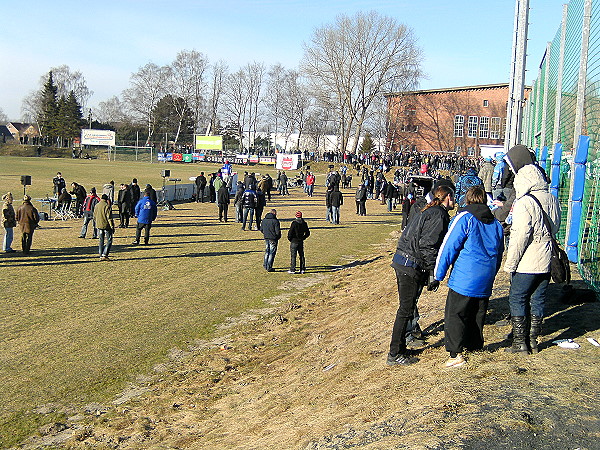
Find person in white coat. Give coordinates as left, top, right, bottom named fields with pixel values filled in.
left=503, top=145, right=560, bottom=354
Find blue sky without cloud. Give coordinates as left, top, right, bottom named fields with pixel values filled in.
left=0, top=0, right=566, bottom=120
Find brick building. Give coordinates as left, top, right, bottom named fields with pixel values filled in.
left=386, top=83, right=528, bottom=157
left=6, top=122, right=39, bottom=144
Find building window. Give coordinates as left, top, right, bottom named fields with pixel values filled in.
left=455, top=146, right=462, bottom=155
left=404, top=105, right=416, bottom=116
left=468, top=116, right=478, bottom=138
left=490, top=117, right=501, bottom=139
left=479, top=117, right=489, bottom=138
left=413, top=125, right=419, bottom=133
left=468, top=147, right=476, bottom=157
left=454, top=115, right=464, bottom=137
left=483, top=100, right=489, bottom=107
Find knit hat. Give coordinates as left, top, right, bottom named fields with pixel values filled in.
left=295, top=211, right=302, bottom=218
left=2, top=192, right=12, bottom=202
left=23, top=195, right=31, bottom=202
left=91, top=187, right=96, bottom=194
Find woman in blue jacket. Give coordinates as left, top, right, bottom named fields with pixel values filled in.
left=434, top=186, right=504, bottom=368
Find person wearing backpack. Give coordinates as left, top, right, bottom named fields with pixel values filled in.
left=503, top=145, right=560, bottom=354
left=454, top=168, right=484, bottom=209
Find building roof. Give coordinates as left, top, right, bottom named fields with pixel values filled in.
left=0, top=126, right=14, bottom=139
left=385, top=83, right=511, bottom=97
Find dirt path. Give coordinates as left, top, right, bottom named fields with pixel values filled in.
left=23, top=233, right=600, bottom=449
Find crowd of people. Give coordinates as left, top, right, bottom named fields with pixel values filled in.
left=2, top=145, right=563, bottom=368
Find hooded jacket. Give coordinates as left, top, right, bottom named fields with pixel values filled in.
left=504, top=164, right=560, bottom=273
left=135, top=195, right=158, bottom=224
left=260, top=212, right=281, bottom=241
left=287, top=218, right=310, bottom=242
left=434, top=203, right=504, bottom=298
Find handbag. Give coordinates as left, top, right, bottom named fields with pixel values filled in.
left=526, top=194, right=571, bottom=284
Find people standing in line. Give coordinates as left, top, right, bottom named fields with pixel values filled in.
left=2, top=192, right=16, bottom=253
left=241, top=186, right=257, bottom=231
left=217, top=182, right=230, bottom=222
left=196, top=172, right=207, bottom=202
left=329, top=186, right=343, bottom=225
left=94, top=194, right=115, bottom=261
left=478, top=157, right=495, bottom=197
left=434, top=186, right=504, bottom=368
left=132, top=189, right=158, bottom=245
left=145, top=184, right=158, bottom=204
left=70, top=182, right=87, bottom=217
left=79, top=188, right=100, bottom=239
left=52, top=172, right=66, bottom=197
left=305, top=172, right=315, bottom=197
left=103, top=180, right=115, bottom=204
left=15, top=195, right=40, bottom=255
left=355, top=183, right=367, bottom=216
left=117, top=183, right=132, bottom=228
left=287, top=211, right=310, bottom=274
left=503, top=144, right=560, bottom=355
left=386, top=185, right=455, bottom=366
left=130, top=178, right=141, bottom=217
left=255, top=187, right=266, bottom=230
left=260, top=209, right=281, bottom=272
left=234, top=181, right=245, bottom=223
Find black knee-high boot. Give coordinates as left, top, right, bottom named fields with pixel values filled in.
left=529, top=315, right=543, bottom=354
left=505, top=316, right=529, bottom=354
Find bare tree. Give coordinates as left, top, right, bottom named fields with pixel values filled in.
left=266, top=64, right=287, bottom=150
left=169, top=50, right=209, bottom=139
left=94, top=96, right=128, bottom=124
left=223, top=68, right=249, bottom=150
left=207, top=60, right=228, bottom=136
left=245, top=62, right=265, bottom=151
left=302, top=10, right=422, bottom=153
left=47, top=65, right=93, bottom=110
left=0, top=107, right=8, bottom=124
left=122, top=63, right=170, bottom=145
left=280, top=70, right=311, bottom=151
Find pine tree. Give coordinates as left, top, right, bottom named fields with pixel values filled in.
left=360, top=132, right=375, bottom=154
left=39, top=71, right=59, bottom=141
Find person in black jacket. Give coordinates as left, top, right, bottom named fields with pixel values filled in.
left=260, top=209, right=281, bottom=272
left=117, top=183, right=132, bottom=228
left=217, top=184, right=230, bottom=222
left=355, top=183, right=367, bottom=216
left=287, top=211, right=310, bottom=274
left=386, top=185, right=455, bottom=366
left=241, top=187, right=257, bottom=230
left=329, top=187, right=343, bottom=224
left=195, top=172, right=207, bottom=202
left=129, top=178, right=141, bottom=216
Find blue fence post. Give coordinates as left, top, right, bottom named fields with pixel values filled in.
left=539, top=145, right=548, bottom=170
left=566, top=135, right=589, bottom=263
left=549, top=143, right=563, bottom=199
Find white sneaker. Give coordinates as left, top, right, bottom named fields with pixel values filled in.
left=444, top=353, right=466, bottom=368
left=287, top=270, right=296, bottom=274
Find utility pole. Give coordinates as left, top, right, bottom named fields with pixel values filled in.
left=505, top=0, right=530, bottom=150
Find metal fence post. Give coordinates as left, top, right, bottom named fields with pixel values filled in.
left=552, top=4, right=569, bottom=146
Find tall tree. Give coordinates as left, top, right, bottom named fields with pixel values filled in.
left=0, top=107, right=8, bottom=124
left=153, top=95, right=195, bottom=142
left=302, top=11, right=422, bottom=153
left=207, top=61, right=228, bottom=136
left=48, top=65, right=93, bottom=110
left=39, top=71, right=59, bottom=140
left=122, top=63, right=170, bottom=145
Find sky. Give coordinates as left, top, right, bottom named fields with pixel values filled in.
left=0, top=0, right=568, bottom=121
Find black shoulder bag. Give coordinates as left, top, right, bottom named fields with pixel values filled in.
left=526, top=194, right=571, bottom=284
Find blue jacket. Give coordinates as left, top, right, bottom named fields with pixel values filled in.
left=434, top=204, right=504, bottom=298
left=135, top=196, right=158, bottom=224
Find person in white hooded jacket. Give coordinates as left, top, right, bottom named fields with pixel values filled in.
left=503, top=145, right=560, bottom=354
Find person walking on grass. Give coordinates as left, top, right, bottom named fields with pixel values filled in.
left=2, top=192, right=16, bottom=253
left=434, top=186, right=504, bottom=368
left=287, top=211, right=310, bottom=274
left=15, top=195, right=40, bottom=255
left=260, top=209, right=281, bottom=272
left=386, top=185, right=455, bottom=366
left=94, top=194, right=115, bottom=261
left=132, top=189, right=158, bottom=245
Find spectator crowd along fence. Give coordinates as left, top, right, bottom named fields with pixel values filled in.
left=524, top=0, right=600, bottom=292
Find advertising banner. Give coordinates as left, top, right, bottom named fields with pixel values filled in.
left=195, top=135, right=223, bottom=150
left=192, top=152, right=205, bottom=161
left=259, top=156, right=276, bottom=165
left=183, top=154, right=193, bottom=163
left=81, top=129, right=116, bottom=146
left=172, top=153, right=183, bottom=162
left=276, top=153, right=299, bottom=170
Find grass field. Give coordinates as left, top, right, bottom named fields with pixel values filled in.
left=0, top=155, right=400, bottom=446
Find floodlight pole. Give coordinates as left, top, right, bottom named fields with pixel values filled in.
left=505, top=0, right=529, bottom=151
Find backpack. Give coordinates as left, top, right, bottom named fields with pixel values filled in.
left=455, top=172, right=484, bottom=208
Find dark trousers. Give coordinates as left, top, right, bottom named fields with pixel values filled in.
left=218, top=204, right=228, bottom=222
left=356, top=200, right=366, bottom=215
left=197, top=186, right=206, bottom=202
left=21, top=231, right=34, bottom=254
left=444, top=288, right=489, bottom=354
left=255, top=207, right=264, bottom=229
left=290, top=240, right=305, bottom=272
left=119, top=210, right=130, bottom=228
left=389, top=266, right=424, bottom=357
left=135, top=223, right=152, bottom=244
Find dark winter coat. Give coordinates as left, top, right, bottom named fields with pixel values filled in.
left=217, top=185, right=230, bottom=205
left=287, top=218, right=310, bottom=242
left=16, top=200, right=39, bottom=233
left=260, top=212, right=281, bottom=241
